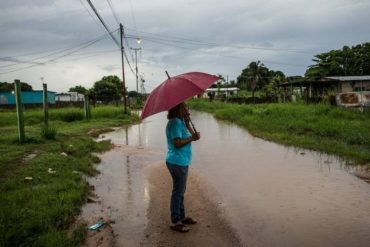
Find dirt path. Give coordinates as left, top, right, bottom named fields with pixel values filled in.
left=141, top=163, right=241, bottom=247
left=81, top=145, right=241, bottom=247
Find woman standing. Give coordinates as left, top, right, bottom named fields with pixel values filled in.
left=166, top=102, right=200, bottom=232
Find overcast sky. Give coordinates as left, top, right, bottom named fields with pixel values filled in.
left=1, top=0, right=369, bottom=92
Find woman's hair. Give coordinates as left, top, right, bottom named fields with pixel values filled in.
left=167, top=103, right=184, bottom=119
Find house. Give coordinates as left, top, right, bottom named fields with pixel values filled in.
left=0, top=90, right=56, bottom=107
left=325, top=76, right=370, bottom=93
left=55, top=92, right=84, bottom=102
left=278, top=75, right=370, bottom=105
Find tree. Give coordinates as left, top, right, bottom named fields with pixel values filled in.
left=69, top=85, right=88, bottom=95
left=237, top=61, right=269, bottom=98
left=92, top=75, right=122, bottom=103
left=127, top=91, right=141, bottom=97
left=305, top=42, right=370, bottom=77
left=0, top=81, right=33, bottom=92
left=263, top=75, right=285, bottom=101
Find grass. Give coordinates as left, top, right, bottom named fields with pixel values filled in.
left=0, top=105, right=139, bottom=246
left=188, top=99, right=370, bottom=165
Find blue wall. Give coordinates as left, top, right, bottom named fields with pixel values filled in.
left=0, top=91, right=55, bottom=105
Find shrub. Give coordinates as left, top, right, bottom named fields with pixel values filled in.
left=41, top=125, right=57, bottom=140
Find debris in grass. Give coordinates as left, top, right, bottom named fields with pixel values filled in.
left=25, top=177, right=33, bottom=180
left=61, top=152, right=68, bottom=156
left=48, top=168, right=56, bottom=174
left=23, top=152, right=37, bottom=162
left=87, top=219, right=105, bottom=230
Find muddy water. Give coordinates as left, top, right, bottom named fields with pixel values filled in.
left=80, top=131, right=164, bottom=246
left=83, top=111, right=370, bottom=247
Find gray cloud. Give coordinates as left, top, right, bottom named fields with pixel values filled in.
left=0, top=0, right=369, bottom=92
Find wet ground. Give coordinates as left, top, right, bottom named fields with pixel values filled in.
left=81, top=110, right=370, bottom=247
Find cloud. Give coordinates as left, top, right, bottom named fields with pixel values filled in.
left=0, top=0, right=369, bottom=92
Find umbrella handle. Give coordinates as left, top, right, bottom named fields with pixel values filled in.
left=187, top=116, right=197, bottom=133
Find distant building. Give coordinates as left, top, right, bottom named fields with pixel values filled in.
left=203, top=87, right=240, bottom=98
left=0, top=90, right=56, bottom=106
left=325, top=76, right=370, bottom=93
left=55, top=92, right=84, bottom=102
left=278, top=75, right=370, bottom=104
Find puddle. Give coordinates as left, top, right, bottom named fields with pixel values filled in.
left=80, top=143, right=163, bottom=246
left=82, top=110, right=370, bottom=247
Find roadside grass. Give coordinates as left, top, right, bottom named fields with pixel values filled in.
left=0, top=105, right=139, bottom=246
left=188, top=99, right=370, bottom=164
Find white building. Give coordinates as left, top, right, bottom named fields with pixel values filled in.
left=203, top=87, right=239, bottom=98
left=55, top=92, right=84, bottom=102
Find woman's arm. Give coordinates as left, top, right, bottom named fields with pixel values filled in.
left=173, top=132, right=200, bottom=148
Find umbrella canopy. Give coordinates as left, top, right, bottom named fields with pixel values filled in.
left=141, top=71, right=219, bottom=119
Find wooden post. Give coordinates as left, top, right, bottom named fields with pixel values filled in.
left=87, top=96, right=91, bottom=119
left=84, top=95, right=91, bottom=120
left=14, top=80, right=25, bottom=143
left=43, top=83, right=48, bottom=126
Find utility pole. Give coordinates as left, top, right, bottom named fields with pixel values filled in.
left=226, top=74, right=229, bottom=100
left=140, top=75, right=145, bottom=94
left=130, top=47, right=141, bottom=93
left=120, top=23, right=127, bottom=113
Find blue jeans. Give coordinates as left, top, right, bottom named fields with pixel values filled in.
left=166, top=162, right=189, bottom=224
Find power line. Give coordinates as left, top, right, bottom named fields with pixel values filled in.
left=141, top=36, right=309, bottom=68
left=86, top=0, right=136, bottom=76
left=106, top=0, right=120, bottom=25
left=79, top=0, right=106, bottom=34
left=0, top=33, right=112, bottom=75
left=127, top=0, right=139, bottom=36
left=86, top=0, right=120, bottom=47
left=125, top=29, right=318, bottom=55
left=0, top=32, right=113, bottom=70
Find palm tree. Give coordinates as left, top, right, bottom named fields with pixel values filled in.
left=246, top=61, right=267, bottom=100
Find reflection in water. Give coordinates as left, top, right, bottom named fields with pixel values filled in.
left=93, top=111, right=370, bottom=247
left=82, top=120, right=164, bottom=246
left=125, top=127, right=129, bottom=145
left=126, top=155, right=132, bottom=205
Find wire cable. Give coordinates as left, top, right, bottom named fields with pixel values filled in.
left=0, top=31, right=114, bottom=70
left=86, top=0, right=120, bottom=47
left=106, top=0, right=120, bottom=25
left=79, top=0, right=106, bottom=34
left=125, top=29, right=318, bottom=55
left=141, top=37, right=309, bottom=68
left=85, top=0, right=136, bottom=76
left=0, top=32, right=112, bottom=75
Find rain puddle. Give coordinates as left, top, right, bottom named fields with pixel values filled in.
left=80, top=128, right=164, bottom=246
left=81, top=111, right=370, bottom=247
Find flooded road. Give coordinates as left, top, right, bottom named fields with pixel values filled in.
left=83, top=111, right=370, bottom=247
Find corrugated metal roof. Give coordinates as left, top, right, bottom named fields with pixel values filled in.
left=326, top=76, right=370, bottom=81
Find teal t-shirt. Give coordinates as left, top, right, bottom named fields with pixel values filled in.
left=166, top=118, right=192, bottom=166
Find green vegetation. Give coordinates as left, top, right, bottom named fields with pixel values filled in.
left=189, top=99, right=370, bottom=164
left=0, top=105, right=139, bottom=246
left=305, top=42, right=370, bottom=77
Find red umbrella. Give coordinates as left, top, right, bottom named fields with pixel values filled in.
left=141, top=71, right=219, bottom=120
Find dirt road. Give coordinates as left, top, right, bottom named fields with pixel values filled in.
left=141, top=163, right=241, bottom=247
left=81, top=145, right=241, bottom=247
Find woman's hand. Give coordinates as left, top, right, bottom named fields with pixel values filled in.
left=191, top=132, right=200, bottom=141
left=173, top=132, right=200, bottom=148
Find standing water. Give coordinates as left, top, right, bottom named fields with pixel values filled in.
left=84, top=111, right=370, bottom=247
